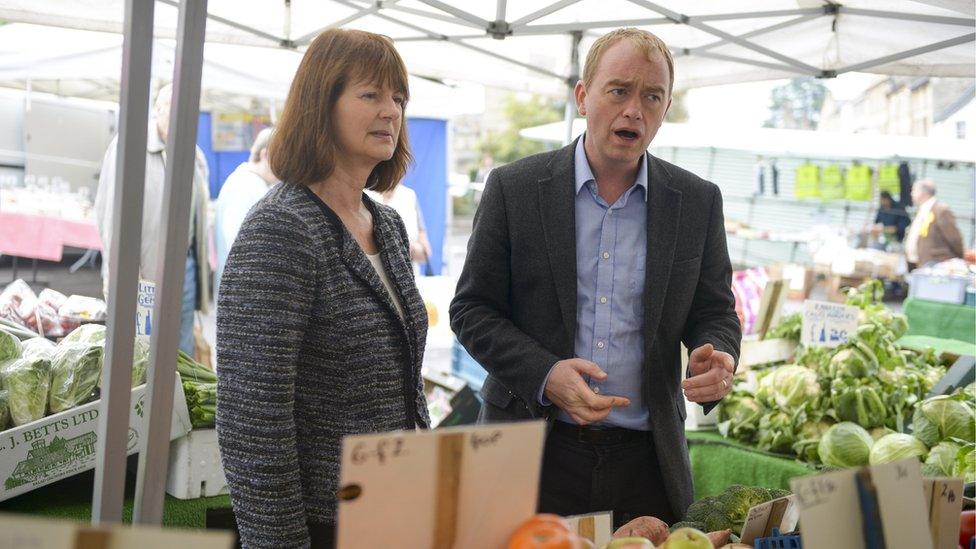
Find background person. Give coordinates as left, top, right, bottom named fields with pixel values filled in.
left=904, top=179, right=964, bottom=269
left=214, top=127, right=278, bottom=297
left=94, top=83, right=211, bottom=355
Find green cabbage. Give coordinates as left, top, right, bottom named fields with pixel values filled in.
left=761, top=365, right=821, bottom=410
left=0, top=389, right=9, bottom=429
left=869, top=433, right=928, bottom=465
left=793, top=419, right=834, bottom=463
left=757, top=410, right=797, bottom=454
left=830, top=378, right=887, bottom=429
left=19, top=337, right=56, bottom=360
left=2, top=356, right=51, bottom=426
left=49, top=343, right=103, bottom=414
left=911, top=395, right=975, bottom=447
left=954, top=442, right=975, bottom=483
left=827, top=345, right=878, bottom=379
left=61, top=323, right=106, bottom=346
left=717, top=390, right=764, bottom=442
left=131, top=336, right=151, bottom=387
left=922, top=441, right=961, bottom=477
left=870, top=426, right=896, bottom=441
left=0, top=329, right=21, bottom=362
left=819, top=422, right=874, bottom=468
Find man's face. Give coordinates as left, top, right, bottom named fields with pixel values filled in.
left=154, top=85, right=172, bottom=143
left=911, top=183, right=929, bottom=206
left=575, top=40, right=671, bottom=168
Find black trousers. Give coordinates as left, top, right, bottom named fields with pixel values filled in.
left=538, top=422, right=676, bottom=530
left=308, top=522, right=335, bottom=549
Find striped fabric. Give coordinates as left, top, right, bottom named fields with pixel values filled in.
left=216, top=182, right=430, bottom=548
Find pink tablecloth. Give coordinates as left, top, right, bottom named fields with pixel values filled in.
left=0, top=212, right=102, bottom=262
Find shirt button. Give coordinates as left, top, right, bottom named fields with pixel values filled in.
left=597, top=341, right=605, bottom=349
left=600, top=296, right=608, bottom=304
left=602, top=252, right=610, bottom=259
left=592, top=386, right=601, bottom=394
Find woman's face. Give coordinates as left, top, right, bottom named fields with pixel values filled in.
left=333, top=78, right=405, bottom=169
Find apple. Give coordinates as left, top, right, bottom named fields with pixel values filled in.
left=603, top=537, right=655, bottom=549
left=661, top=527, right=711, bottom=549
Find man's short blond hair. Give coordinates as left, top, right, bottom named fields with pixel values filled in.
left=582, top=28, right=674, bottom=95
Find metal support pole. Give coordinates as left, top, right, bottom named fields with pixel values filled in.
left=92, top=0, right=154, bottom=524
left=563, top=31, right=582, bottom=146
left=133, top=0, right=208, bottom=525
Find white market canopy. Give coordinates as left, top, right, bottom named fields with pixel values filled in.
left=1, top=0, right=973, bottom=100
left=521, top=118, right=976, bottom=163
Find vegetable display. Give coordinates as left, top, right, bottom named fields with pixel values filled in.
left=718, top=280, right=958, bottom=472
left=0, top=323, right=218, bottom=432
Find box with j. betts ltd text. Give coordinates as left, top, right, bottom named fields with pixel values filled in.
left=0, top=379, right=191, bottom=502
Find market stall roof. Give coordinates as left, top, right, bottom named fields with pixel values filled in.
left=0, top=23, right=484, bottom=117
left=521, top=118, right=976, bottom=163
left=1, top=0, right=973, bottom=98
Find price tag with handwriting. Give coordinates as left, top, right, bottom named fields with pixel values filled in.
left=802, top=300, right=859, bottom=348
left=869, top=459, right=933, bottom=549
left=791, top=468, right=862, bottom=549
left=337, top=421, right=545, bottom=549
left=790, top=459, right=933, bottom=549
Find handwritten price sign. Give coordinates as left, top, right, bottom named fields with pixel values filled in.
left=802, top=300, right=859, bottom=348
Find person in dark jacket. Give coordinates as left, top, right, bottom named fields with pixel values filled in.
left=450, top=28, right=740, bottom=531
left=216, top=29, right=428, bottom=549
left=873, top=190, right=911, bottom=244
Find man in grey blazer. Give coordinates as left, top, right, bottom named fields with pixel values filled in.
left=450, top=28, right=741, bottom=528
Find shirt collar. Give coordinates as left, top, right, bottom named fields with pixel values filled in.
left=574, top=133, right=648, bottom=202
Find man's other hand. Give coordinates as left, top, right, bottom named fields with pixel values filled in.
left=682, top=343, right=734, bottom=403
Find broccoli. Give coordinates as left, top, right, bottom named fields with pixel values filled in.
left=669, top=521, right=707, bottom=533
left=702, top=507, right=734, bottom=533
left=685, top=496, right=719, bottom=523
left=768, top=488, right=791, bottom=499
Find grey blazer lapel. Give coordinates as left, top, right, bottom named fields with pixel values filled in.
left=538, top=140, right=579, bottom=343
left=643, top=153, right=682, bottom=350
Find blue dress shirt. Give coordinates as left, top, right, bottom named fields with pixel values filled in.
left=541, top=135, right=650, bottom=430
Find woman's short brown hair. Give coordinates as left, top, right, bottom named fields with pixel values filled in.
left=270, top=28, right=412, bottom=192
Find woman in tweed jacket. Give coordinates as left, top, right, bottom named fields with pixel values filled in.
left=216, top=29, right=429, bottom=549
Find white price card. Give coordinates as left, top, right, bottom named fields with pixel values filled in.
left=336, top=421, right=545, bottom=549
left=802, top=300, right=859, bottom=348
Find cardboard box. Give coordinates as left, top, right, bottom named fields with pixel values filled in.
left=0, top=380, right=191, bottom=502
left=768, top=263, right=816, bottom=300
left=166, top=428, right=228, bottom=500
left=423, top=370, right=481, bottom=428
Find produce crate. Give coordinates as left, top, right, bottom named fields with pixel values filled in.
left=908, top=272, right=969, bottom=305
left=754, top=528, right=802, bottom=549
left=166, top=428, right=228, bottom=500
left=0, top=380, right=191, bottom=502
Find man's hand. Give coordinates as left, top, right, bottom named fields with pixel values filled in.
left=544, top=359, right=630, bottom=425
left=682, top=343, right=735, bottom=403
